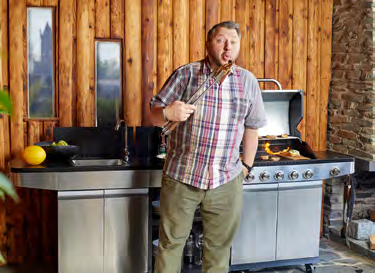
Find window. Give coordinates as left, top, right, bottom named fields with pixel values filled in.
left=95, top=40, right=122, bottom=127
left=27, top=7, right=55, bottom=118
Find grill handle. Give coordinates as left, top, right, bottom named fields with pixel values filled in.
left=278, top=181, right=322, bottom=190
left=243, top=183, right=278, bottom=191
left=257, top=78, right=282, bottom=90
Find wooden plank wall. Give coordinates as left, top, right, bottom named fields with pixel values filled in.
left=0, top=0, right=334, bottom=264
left=0, top=0, right=9, bottom=260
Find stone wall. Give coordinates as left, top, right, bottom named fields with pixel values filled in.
left=324, top=172, right=375, bottom=237
left=329, top=0, right=375, bottom=160
left=352, top=172, right=375, bottom=219
left=324, top=177, right=345, bottom=237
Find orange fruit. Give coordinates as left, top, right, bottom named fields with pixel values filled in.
left=22, top=145, right=46, bottom=165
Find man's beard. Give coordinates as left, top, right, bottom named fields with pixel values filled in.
left=211, top=55, right=227, bottom=67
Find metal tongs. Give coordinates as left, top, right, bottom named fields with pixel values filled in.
left=161, top=60, right=234, bottom=137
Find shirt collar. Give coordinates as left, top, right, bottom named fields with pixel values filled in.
left=203, top=56, right=213, bottom=75
left=203, top=56, right=236, bottom=76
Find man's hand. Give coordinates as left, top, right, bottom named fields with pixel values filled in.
left=165, top=101, right=197, bottom=122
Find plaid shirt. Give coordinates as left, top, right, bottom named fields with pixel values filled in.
left=150, top=58, right=267, bottom=189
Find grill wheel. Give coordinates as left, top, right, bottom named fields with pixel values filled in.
left=305, top=263, right=315, bottom=273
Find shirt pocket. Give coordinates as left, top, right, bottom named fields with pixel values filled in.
left=231, top=97, right=250, bottom=121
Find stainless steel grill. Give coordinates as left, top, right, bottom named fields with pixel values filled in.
left=231, top=80, right=354, bottom=273
left=240, top=81, right=354, bottom=184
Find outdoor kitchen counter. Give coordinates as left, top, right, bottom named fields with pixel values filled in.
left=10, top=150, right=355, bottom=191
left=10, top=158, right=160, bottom=272
left=10, top=158, right=165, bottom=190
left=9, top=152, right=355, bottom=273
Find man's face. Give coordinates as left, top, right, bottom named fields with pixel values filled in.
left=206, top=27, right=240, bottom=69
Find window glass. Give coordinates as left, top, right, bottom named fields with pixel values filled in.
left=95, top=41, right=122, bottom=127
left=27, top=8, right=54, bottom=118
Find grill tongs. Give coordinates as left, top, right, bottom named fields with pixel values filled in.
left=161, top=60, right=234, bottom=137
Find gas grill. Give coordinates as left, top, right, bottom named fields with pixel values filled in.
left=246, top=138, right=354, bottom=184
left=239, top=81, right=354, bottom=185
left=231, top=80, right=355, bottom=273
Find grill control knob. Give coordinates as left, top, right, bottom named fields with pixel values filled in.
left=259, top=171, right=270, bottom=182
left=330, top=167, right=341, bottom=176
left=303, top=169, right=314, bottom=179
left=289, top=170, right=299, bottom=180
left=274, top=171, right=284, bottom=180
left=245, top=172, right=255, bottom=182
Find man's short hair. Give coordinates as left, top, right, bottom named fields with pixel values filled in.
left=207, top=21, right=241, bottom=41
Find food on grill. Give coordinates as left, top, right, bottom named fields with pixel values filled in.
left=260, top=155, right=269, bottom=160
left=270, top=156, right=280, bottom=161
left=264, top=142, right=290, bottom=155
left=266, top=135, right=277, bottom=139
left=288, top=149, right=300, bottom=157
left=281, top=134, right=288, bottom=138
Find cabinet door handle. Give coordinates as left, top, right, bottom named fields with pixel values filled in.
left=104, top=188, right=148, bottom=197
left=58, top=190, right=104, bottom=199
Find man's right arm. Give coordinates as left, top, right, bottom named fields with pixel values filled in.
left=150, top=101, right=197, bottom=128
left=150, top=107, right=168, bottom=127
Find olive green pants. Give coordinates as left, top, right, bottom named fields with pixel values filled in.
left=154, top=173, right=244, bottom=273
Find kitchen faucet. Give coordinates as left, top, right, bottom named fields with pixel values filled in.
left=115, top=119, right=130, bottom=164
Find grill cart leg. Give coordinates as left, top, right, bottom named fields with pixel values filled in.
left=305, top=263, right=315, bottom=273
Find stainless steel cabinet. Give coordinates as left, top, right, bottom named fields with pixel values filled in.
left=231, top=180, right=323, bottom=267
left=58, top=190, right=105, bottom=273
left=58, top=188, right=149, bottom=273
left=276, top=181, right=322, bottom=260
left=231, top=183, right=278, bottom=265
left=104, top=189, right=149, bottom=273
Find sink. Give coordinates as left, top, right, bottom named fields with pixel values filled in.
left=70, top=159, right=127, bottom=166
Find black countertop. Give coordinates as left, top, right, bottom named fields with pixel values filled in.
left=10, top=157, right=165, bottom=173
left=10, top=151, right=354, bottom=173
left=313, top=151, right=355, bottom=161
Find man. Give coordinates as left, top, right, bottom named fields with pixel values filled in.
left=150, top=21, right=267, bottom=273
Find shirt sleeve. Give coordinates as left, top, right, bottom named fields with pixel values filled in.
left=150, top=66, right=188, bottom=108
left=243, top=73, right=268, bottom=129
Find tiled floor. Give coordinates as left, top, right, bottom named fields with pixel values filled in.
left=0, top=239, right=374, bottom=273
left=242, top=239, right=375, bottom=273
left=184, top=239, right=375, bottom=273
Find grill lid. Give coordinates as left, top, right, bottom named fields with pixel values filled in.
left=257, top=79, right=303, bottom=139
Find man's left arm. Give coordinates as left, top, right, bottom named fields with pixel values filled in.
left=241, top=72, right=267, bottom=176
left=242, top=128, right=258, bottom=176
